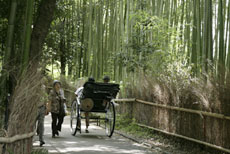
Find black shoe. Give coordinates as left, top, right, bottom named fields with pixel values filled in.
left=85, top=129, right=89, bottom=133
left=55, top=131, right=59, bottom=136
left=40, top=141, right=45, bottom=147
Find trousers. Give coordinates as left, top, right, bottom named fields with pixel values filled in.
left=36, top=105, right=46, bottom=142
left=51, top=112, right=65, bottom=136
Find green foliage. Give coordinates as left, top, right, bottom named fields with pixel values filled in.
left=115, top=10, right=174, bottom=74
left=0, top=112, right=3, bottom=128
left=1, top=0, right=230, bottom=92
left=0, top=0, right=10, bottom=19
left=31, top=149, right=48, bottom=154
left=131, top=11, right=171, bottom=50
left=6, top=149, right=14, bottom=154
left=0, top=18, right=8, bottom=56
left=115, top=9, right=193, bottom=91
left=116, top=114, right=155, bottom=138
left=43, top=28, right=60, bottom=65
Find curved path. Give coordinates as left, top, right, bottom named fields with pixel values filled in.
left=33, top=115, right=154, bottom=154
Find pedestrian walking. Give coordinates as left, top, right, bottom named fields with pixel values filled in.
left=36, top=84, right=48, bottom=146
left=48, top=80, right=67, bottom=138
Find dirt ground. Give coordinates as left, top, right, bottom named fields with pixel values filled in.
left=116, top=129, right=227, bottom=154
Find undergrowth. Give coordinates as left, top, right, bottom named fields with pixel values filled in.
left=114, top=114, right=218, bottom=154
left=115, top=114, right=155, bottom=139
left=31, top=149, right=48, bottom=154
left=123, top=72, right=221, bottom=113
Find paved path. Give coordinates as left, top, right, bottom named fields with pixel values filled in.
left=33, top=115, right=154, bottom=154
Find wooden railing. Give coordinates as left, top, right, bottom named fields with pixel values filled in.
left=115, top=98, right=230, bottom=120
left=0, top=131, right=35, bottom=144
left=115, top=98, right=230, bottom=153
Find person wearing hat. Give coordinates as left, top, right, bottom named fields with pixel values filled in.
left=48, top=80, right=67, bottom=138
left=103, top=76, right=110, bottom=83
left=75, top=77, right=95, bottom=133
left=101, top=76, right=111, bottom=107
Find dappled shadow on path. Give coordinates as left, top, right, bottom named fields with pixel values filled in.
left=41, top=115, right=153, bottom=154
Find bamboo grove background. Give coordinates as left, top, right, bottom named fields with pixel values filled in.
left=1, top=0, right=230, bottom=126
left=1, top=0, right=230, bottom=152
left=1, top=0, right=230, bottom=84
left=37, top=0, right=230, bottom=86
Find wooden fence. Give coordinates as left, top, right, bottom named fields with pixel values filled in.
left=115, top=98, right=230, bottom=153
left=0, top=131, right=35, bottom=143
left=45, top=88, right=230, bottom=153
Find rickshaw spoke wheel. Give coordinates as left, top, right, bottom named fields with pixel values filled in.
left=105, top=101, right=115, bottom=137
left=70, top=100, right=81, bottom=136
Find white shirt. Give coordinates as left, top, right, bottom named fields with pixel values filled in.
left=75, top=87, right=84, bottom=97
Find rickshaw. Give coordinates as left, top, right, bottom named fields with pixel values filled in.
left=70, top=82, right=119, bottom=137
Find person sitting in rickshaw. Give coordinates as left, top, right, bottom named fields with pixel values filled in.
left=103, top=75, right=110, bottom=83
left=75, top=76, right=111, bottom=133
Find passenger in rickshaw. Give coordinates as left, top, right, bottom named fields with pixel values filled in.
left=101, top=76, right=111, bottom=107
left=75, top=77, right=95, bottom=133
left=103, top=75, right=110, bottom=83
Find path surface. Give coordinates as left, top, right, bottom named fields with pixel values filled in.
left=33, top=115, right=154, bottom=154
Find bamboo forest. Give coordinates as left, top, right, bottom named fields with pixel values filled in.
left=1, top=0, right=230, bottom=154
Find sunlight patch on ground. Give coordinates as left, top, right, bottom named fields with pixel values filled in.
left=55, top=144, right=147, bottom=154
left=41, top=115, right=152, bottom=154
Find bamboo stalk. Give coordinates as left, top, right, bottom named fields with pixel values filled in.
left=115, top=98, right=230, bottom=120
left=87, top=0, right=93, bottom=76
left=1, top=0, right=17, bottom=108
left=218, top=0, right=225, bottom=85
left=0, top=131, right=35, bottom=144
left=4, top=0, right=17, bottom=64
left=136, top=99, right=230, bottom=120
left=137, top=123, right=230, bottom=154
left=22, top=0, right=35, bottom=71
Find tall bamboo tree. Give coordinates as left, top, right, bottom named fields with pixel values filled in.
left=0, top=0, right=17, bottom=129
left=21, top=0, right=34, bottom=71
left=218, top=0, right=224, bottom=85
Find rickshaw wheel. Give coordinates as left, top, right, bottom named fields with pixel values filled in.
left=105, top=101, right=115, bottom=137
left=70, top=100, right=81, bottom=136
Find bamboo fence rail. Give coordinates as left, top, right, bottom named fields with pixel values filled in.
left=115, top=98, right=230, bottom=120
left=137, top=123, right=230, bottom=154
left=0, top=131, right=35, bottom=144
